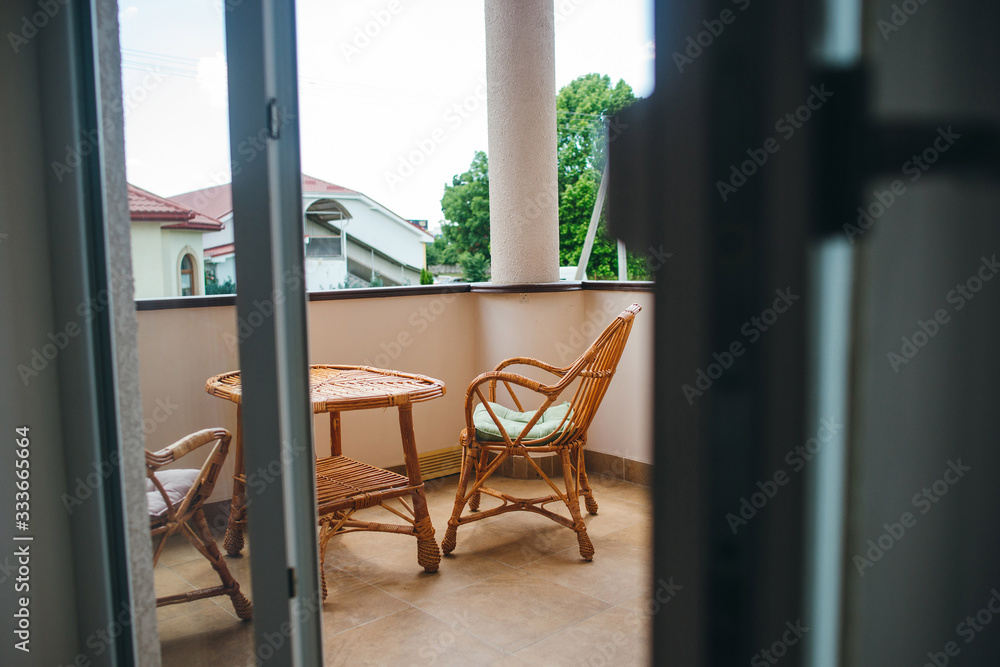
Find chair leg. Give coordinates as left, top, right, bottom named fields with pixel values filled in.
left=318, top=520, right=331, bottom=601
left=560, top=449, right=594, bottom=561
left=194, top=510, right=252, bottom=620
left=443, top=446, right=477, bottom=555
left=469, top=448, right=489, bottom=511
left=578, top=449, right=599, bottom=515
left=414, top=512, right=441, bottom=572
left=224, top=493, right=247, bottom=556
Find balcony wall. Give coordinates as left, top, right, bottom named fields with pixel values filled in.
left=135, top=284, right=652, bottom=502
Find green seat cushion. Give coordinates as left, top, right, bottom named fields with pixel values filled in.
left=473, top=401, right=573, bottom=443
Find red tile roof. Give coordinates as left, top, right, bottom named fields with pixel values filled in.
left=167, top=183, right=233, bottom=221
left=301, top=174, right=360, bottom=195
left=128, top=184, right=224, bottom=231
left=205, top=243, right=235, bottom=258
left=169, top=174, right=360, bottom=221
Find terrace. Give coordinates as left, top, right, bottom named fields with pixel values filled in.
left=138, top=283, right=653, bottom=663
left=121, top=1, right=663, bottom=657
left=155, top=461, right=652, bottom=666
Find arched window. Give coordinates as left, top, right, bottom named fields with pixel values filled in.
left=305, top=199, right=351, bottom=257
left=180, top=253, right=197, bottom=296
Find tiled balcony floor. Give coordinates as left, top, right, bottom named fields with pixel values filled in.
left=156, top=474, right=652, bottom=666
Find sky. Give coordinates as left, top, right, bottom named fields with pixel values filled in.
left=118, top=0, right=654, bottom=233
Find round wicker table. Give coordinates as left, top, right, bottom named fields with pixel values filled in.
left=206, top=365, right=446, bottom=598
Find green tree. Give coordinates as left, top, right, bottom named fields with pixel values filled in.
left=205, top=269, right=236, bottom=295
left=440, top=151, right=491, bottom=259
left=425, top=234, right=459, bottom=266
left=440, top=75, right=650, bottom=280
left=556, top=73, right=635, bottom=192
left=459, top=252, right=489, bottom=283
left=420, top=268, right=434, bottom=285
left=556, top=74, right=648, bottom=279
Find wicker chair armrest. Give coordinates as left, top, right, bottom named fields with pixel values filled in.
left=146, top=428, right=232, bottom=522
left=492, top=357, right=570, bottom=377
left=484, top=357, right=569, bottom=405
left=466, top=370, right=549, bottom=406
left=146, top=427, right=231, bottom=471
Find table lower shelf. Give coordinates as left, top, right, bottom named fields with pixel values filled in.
left=314, top=455, right=441, bottom=596
left=315, top=455, right=419, bottom=514
left=224, top=452, right=442, bottom=594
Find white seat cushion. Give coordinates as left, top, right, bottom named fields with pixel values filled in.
left=146, top=469, right=200, bottom=517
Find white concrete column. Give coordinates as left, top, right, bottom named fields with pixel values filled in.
left=485, top=0, right=560, bottom=283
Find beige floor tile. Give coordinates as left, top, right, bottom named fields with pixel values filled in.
left=586, top=477, right=652, bottom=508
left=158, top=474, right=651, bottom=666
left=320, top=526, right=415, bottom=570
left=320, top=568, right=411, bottom=636
left=427, top=501, right=460, bottom=528
left=575, top=494, right=647, bottom=539
left=617, top=591, right=662, bottom=618
left=341, top=547, right=513, bottom=605
left=584, top=469, right=629, bottom=486
left=323, top=607, right=503, bottom=666
left=320, top=504, right=443, bottom=554
left=603, top=517, right=653, bottom=550
left=489, top=656, right=535, bottom=667
left=474, top=477, right=561, bottom=498
left=512, top=605, right=650, bottom=666
left=166, top=551, right=254, bottom=619
left=445, top=512, right=581, bottom=567
left=168, top=551, right=252, bottom=592
left=154, top=568, right=217, bottom=621
left=423, top=475, right=461, bottom=506
left=448, top=478, right=644, bottom=535
left=158, top=604, right=253, bottom=667
left=418, top=569, right=610, bottom=653
left=521, top=537, right=651, bottom=605
left=154, top=533, right=204, bottom=567
left=432, top=476, right=563, bottom=522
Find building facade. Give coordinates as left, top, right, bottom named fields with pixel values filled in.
left=128, top=184, right=224, bottom=298
left=170, top=174, right=433, bottom=291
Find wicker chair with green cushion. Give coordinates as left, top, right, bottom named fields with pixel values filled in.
left=442, top=303, right=641, bottom=561
left=147, top=428, right=252, bottom=620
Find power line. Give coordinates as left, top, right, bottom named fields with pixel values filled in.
left=121, top=48, right=453, bottom=104
left=122, top=47, right=202, bottom=64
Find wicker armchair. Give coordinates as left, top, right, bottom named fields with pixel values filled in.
left=147, top=428, right=252, bottom=620
left=442, top=303, right=641, bottom=560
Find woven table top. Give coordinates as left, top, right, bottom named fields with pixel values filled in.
left=206, top=365, right=446, bottom=413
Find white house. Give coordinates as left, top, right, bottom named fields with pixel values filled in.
left=169, top=174, right=433, bottom=290
left=127, top=184, right=225, bottom=298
